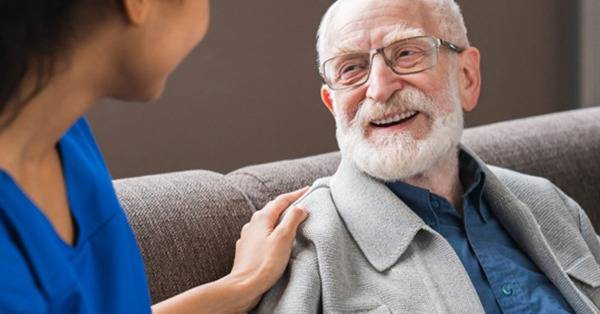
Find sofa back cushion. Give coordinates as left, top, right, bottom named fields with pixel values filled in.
left=462, top=107, right=600, bottom=226
left=229, top=107, right=600, bottom=227
left=114, top=170, right=254, bottom=303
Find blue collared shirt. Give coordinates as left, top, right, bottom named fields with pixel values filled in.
left=386, top=151, right=573, bottom=314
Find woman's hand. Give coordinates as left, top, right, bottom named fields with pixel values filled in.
left=152, top=187, right=309, bottom=314
left=227, top=187, right=309, bottom=310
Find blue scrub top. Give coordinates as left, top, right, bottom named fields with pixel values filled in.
left=0, top=118, right=151, bottom=313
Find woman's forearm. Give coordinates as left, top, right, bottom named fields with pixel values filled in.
left=152, top=274, right=256, bottom=314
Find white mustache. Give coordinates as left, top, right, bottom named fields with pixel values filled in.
left=350, top=87, right=436, bottom=129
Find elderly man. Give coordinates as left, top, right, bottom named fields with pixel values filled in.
left=255, top=0, right=600, bottom=313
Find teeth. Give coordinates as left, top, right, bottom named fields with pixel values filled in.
left=372, top=111, right=417, bottom=125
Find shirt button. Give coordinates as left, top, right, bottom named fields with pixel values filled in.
left=431, top=199, right=440, bottom=208
left=501, top=285, right=513, bottom=296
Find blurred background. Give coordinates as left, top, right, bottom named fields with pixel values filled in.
left=89, top=0, right=600, bottom=179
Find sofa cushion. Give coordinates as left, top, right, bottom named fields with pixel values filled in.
left=226, top=152, right=340, bottom=211
left=462, top=107, right=600, bottom=227
left=228, top=107, right=600, bottom=228
left=114, top=170, right=254, bottom=303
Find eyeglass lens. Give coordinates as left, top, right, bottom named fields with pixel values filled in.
left=323, top=36, right=439, bottom=89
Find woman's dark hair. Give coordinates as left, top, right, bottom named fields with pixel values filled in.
left=0, top=1, right=113, bottom=128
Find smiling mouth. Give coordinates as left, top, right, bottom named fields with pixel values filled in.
left=370, top=111, right=419, bottom=128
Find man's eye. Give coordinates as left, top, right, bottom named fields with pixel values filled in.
left=337, top=62, right=367, bottom=80
left=395, top=48, right=422, bottom=59
left=340, top=63, right=365, bottom=74
left=335, top=60, right=368, bottom=85
left=399, top=50, right=416, bottom=57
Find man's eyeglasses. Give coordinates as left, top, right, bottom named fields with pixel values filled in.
left=320, top=35, right=465, bottom=90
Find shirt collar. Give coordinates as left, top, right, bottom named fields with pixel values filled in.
left=385, top=149, right=488, bottom=222
left=386, top=180, right=431, bottom=212
left=459, top=149, right=489, bottom=221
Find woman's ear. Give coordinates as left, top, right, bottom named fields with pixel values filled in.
left=458, top=47, right=481, bottom=112
left=121, top=0, right=151, bottom=25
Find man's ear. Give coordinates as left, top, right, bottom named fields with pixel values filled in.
left=321, top=85, right=335, bottom=114
left=458, top=47, right=481, bottom=113
left=121, top=0, right=151, bottom=25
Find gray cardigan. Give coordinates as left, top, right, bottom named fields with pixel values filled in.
left=255, top=148, right=600, bottom=314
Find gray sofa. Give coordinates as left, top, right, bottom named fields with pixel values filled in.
left=114, top=107, right=600, bottom=303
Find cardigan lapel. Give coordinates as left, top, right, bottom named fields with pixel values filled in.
left=463, top=146, right=597, bottom=314
left=329, top=157, right=427, bottom=272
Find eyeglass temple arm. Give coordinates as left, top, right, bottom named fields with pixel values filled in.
left=440, top=39, right=466, bottom=53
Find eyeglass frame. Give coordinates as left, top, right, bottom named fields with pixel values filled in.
left=319, top=35, right=466, bottom=90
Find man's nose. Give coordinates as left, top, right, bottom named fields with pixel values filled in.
left=365, top=55, right=405, bottom=103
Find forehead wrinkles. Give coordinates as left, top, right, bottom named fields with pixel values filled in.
left=323, top=1, right=434, bottom=57
left=329, top=24, right=425, bottom=57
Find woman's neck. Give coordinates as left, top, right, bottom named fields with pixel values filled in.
left=0, top=54, right=105, bottom=174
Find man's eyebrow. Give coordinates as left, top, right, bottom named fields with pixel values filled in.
left=331, top=36, right=370, bottom=56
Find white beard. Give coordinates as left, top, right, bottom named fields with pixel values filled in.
left=334, top=81, right=464, bottom=182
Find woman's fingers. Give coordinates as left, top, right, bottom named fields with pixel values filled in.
left=271, top=206, right=308, bottom=243
left=227, top=187, right=311, bottom=310
left=259, top=186, right=309, bottom=225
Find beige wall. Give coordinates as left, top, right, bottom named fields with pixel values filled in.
left=89, top=0, right=579, bottom=179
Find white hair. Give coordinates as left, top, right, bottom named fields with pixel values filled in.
left=316, top=0, right=470, bottom=67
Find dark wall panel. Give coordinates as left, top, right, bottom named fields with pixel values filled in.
left=460, top=0, right=578, bottom=125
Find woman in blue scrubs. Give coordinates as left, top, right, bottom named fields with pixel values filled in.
left=0, top=0, right=308, bottom=313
